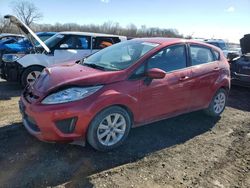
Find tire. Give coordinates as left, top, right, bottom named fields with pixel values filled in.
left=21, top=66, right=44, bottom=87
left=87, top=106, right=132, bottom=152
left=205, top=89, right=227, bottom=117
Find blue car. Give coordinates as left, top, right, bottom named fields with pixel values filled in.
left=0, top=34, right=24, bottom=46
left=0, top=32, right=56, bottom=54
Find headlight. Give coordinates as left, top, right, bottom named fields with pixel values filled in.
left=41, top=86, right=103, bottom=105
left=2, top=54, right=25, bottom=63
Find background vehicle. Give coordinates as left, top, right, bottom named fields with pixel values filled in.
left=204, top=39, right=241, bottom=58
left=0, top=32, right=56, bottom=54
left=20, top=38, right=230, bottom=151
left=0, top=33, right=24, bottom=47
left=1, top=15, right=126, bottom=87
left=230, top=34, right=250, bottom=87
left=0, top=33, right=24, bottom=43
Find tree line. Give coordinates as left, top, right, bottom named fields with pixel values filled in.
left=0, top=18, right=183, bottom=38
left=0, top=0, right=184, bottom=38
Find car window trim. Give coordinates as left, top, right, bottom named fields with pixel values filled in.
left=188, top=43, right=218, bottom=66
left=128, top=43, right=190, bottom=80
left=55, top=35, right=91, bottom=50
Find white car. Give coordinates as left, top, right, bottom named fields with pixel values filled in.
left=0, top=15, right=127, bottom=86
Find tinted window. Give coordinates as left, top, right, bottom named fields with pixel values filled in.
left=190, top=45, right=215, bottom=65
left=147, top=45, right=187, bottom=72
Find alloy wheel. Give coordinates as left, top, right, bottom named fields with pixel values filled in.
left=213, top=92, right=226, bottom=114
left=97, top=113, right=127, bottom=146
left=26, top=71, right=41, bottom=85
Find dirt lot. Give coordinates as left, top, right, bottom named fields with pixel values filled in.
left=0, top=79, right=249, bottom=188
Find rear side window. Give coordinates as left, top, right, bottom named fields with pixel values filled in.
left=190, top=45, right=215, bottom=66
left=213, top=50, right=220, bottom=60
left=93, top=37, right=120, bottom=49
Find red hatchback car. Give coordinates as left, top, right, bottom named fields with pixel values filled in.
left=19, top=38, right=230, bottom=151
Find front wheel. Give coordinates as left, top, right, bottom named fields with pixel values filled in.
left=21, top=66, right=44, bottom=87
left=205, top=89, right=227, bottom=117
left=87, top=106, right=132, bottom=152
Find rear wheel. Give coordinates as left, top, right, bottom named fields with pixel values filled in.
left=205, top=89, right=227, bottom=117
left=21, top=66, right=44, bottom=87
left=87, top=106, right=131, bottom=152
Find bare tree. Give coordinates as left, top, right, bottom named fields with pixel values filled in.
left=0, top=15, right=8, bottom=33
left=11, top=0, right=42, bottom=26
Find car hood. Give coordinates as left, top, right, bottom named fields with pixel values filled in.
left=4, top=15, right=50, bottom=53
left=2, top=42, right=29, bottom=52
left=33, top=62, right=124, bottom=95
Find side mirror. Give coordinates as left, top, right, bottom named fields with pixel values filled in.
left=60, top=44, right=69, bottom=48
left=146, top=68, right=166, bottom=79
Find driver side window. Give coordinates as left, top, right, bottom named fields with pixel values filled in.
left=59, top=35, right=91, bottom=49
left=147, top=44, right=187, bottom=72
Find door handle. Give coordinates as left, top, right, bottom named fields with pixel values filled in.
left=179, top=76, right=189, bottom=81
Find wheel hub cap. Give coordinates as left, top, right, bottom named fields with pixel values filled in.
left=97, top=113, right=126, bottom=146
left=213, top=92, right=226, bottom=114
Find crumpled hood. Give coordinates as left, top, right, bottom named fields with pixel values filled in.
left=2, top=42, right=30, bottom=52
left=33, top=62, right=125, bottom=95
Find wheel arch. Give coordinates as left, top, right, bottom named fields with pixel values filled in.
left=21, top=64, right=46, bottom=75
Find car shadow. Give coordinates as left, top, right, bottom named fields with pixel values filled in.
left=0, top=80, right=22, bottom=100
left=227, top=85, right=250, bottom=112
left=0, top=111, right=219, bottom=188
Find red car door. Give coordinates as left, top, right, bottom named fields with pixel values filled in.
left=138, top=44, right=194, bottom=123
left=188, top=44, right=221, bottom=109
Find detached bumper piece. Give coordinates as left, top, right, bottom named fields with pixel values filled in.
left=55, top=117, right=78, bottom=134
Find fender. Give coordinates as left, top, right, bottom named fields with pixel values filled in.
left=207, top=71, right=230, bottom=106
left=87, top=89, right=140, bottom=126
left=17, top=54, right=54, bottom=68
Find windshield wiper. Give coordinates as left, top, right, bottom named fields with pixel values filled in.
left=83, top=63, right=108, bottom=71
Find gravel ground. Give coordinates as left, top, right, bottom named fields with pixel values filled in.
left=0, top=79, right=249, bottom=188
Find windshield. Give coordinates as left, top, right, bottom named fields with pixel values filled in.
left=42, top=34, right=65, bottom=49
left=84, top=40, right=159, bottom=71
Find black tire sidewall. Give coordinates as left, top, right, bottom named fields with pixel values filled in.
left=21, top=66, right=44, bottom=87
left=87, top=106, right=131, bottom=152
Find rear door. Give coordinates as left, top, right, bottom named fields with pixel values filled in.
left=188, top=44, right=220, bottom=109
left=138, top=44, right=194, bottom=122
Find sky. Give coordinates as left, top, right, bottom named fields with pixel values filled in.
left=0, top=0, right=250, bottom=43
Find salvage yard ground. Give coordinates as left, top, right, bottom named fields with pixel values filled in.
left=0, top=79, right=249, bottom=188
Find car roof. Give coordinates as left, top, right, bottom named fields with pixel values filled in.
left=133, top=37, right=216, bottom=46
left=204, top=39, right=226, bottom=43
left=36, top=32, right=57, bottom=36
left=58, top=31, right=126, bottom=38
left=0, top=33, right=24, bottom=38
